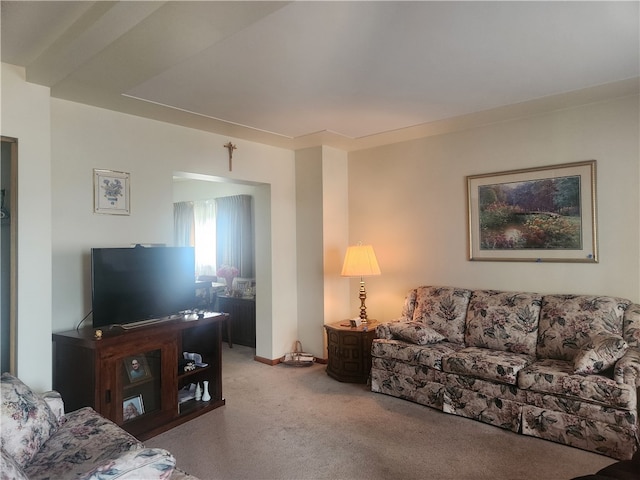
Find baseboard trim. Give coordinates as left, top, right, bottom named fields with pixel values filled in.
left=254, top=355, right=281, bottom=366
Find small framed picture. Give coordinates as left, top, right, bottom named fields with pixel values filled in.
left=94, top=168, right=130, bottom=215
left=123, top=394, right=144, bottom=422
left=236, top=280, right=249, bottom=294
left=124, top=355, right=151, bottom=383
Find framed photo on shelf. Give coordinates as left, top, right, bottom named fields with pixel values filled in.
left=124, top=355, right=151, bottom=383
left=235, top=279, right=249, bottom=295
left=123, top=394, right=144, bottom=422
left=466, top=160, right=597, bottom=263
left=93, top=169, right=130, bottom=215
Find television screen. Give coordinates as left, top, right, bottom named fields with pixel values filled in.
left=91, top=246, right=196, bottom=329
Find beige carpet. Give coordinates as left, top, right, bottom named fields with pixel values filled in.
left=146, top=345, right=615, bottom=480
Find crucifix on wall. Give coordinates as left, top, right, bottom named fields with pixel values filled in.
left=224, top=142, right=237, bottom=171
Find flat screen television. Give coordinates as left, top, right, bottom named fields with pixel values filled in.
left=91, top=246, right=196, bottom=329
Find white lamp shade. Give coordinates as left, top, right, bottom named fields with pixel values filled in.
left=341, top=245, right=381, bottom=277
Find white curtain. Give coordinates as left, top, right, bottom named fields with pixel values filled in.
left=173, top=201, right=194, bottom=247
left=193, top=200, right=217, bottom=276
left=175, top=195, right=253, bottom=279
left=215, top=195, right=254, bottom=278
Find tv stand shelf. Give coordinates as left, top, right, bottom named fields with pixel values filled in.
left=179, top=365, right=210, bottom=380
left=52, top=313, right=228, bottom=440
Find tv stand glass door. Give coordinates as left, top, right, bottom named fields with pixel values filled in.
left=100, top=339, right=177, bottom=437
left=121, top=348, right=162, bottom=423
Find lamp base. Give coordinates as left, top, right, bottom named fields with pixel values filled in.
left=358, top=278, right=368, bottom=323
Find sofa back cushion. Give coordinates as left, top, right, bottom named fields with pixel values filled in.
left=537, top=295, right=631, bottom=361
left=411, top=286, right=471, bottom=344
left=465, top=290, right=542, bottom=356
left=1, top=373, right=58, bottom=468
left=400, top=288, right=418, bottom=321
left=623, top=303, right=640, bottom=348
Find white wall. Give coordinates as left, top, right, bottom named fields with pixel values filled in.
left=348, top=95, right=640, bottom=322
left=294, top=146, right=350, bottom=358
left=0, top=64, right=53, bottom=391
left=295, top=147, right=325, bottom=356
left=173, top=178, right=261, bottom=203
left=321, top=146, right=350, bottom=328
left=50, top=98, right=298, bottom=363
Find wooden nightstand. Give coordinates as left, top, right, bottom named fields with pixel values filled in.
left=324, top=320, right=377, bottom=384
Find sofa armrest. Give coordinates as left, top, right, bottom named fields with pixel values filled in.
left=41, top=390, right=65, bottom=424
left=614, top=347, right=640, bottom=388
left=79, top=448, right=175, bottom=480
left=375, top=318, right=405, bottom=339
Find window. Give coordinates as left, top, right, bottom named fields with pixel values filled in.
left=174, top=195, right=254, bottom=279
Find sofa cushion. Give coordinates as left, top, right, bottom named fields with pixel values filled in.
left=443, top=346, right=534, bottom=385
left=79, top=448, right=175, bottom=480
left=371, top=357, right=444, bottom=408
left=614, top=348, right=640, bottom=388
left=523, top=390, right=638, bottom=429
left=518, top=359, right=636, bottom=410
left=411, top=286, right=471, bottom=344
left=522, top=404, right=638, bottom=461
left=389, top=321, right=445, bottom=345
left=371, top=339, right=465, bottom=370
left=0, top=373, right=59, bottom=468
left=443, top=386, right=522, bottom=432
left=465, top=290, right=542, bottom=356
left=537, top=295, right=631, bottom=361
left=444, top=372, right=529, bottom=403
left=574, top=334, right=628, bottom=375
left=41, top=391, right=65, bottom=423
left=1, top=447, right=29, bottom=480
left=24, top=406, right=143, bottom=480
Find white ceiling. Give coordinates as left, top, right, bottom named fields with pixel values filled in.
left=2, top=1, right=639, bottom=151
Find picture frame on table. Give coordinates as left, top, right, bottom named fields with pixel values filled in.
left=123, top=394, right=144, bottom=422
left=466, top=160, right=597, bottom=263
left=124, top=355, right=152, bottom=384
left=235, top=280, right=249, bottom=295
left=94, top=169, right=130, bottom=215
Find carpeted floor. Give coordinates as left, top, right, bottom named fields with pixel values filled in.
left=146, top=345, right=615, bottom=480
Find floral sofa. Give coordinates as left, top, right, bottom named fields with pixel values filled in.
left=0, top=373, right=199, bottom=480
left=371, top=286, right=640, bottom=460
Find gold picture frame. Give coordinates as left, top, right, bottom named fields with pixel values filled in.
left=467, top=160, right=597, bottom=262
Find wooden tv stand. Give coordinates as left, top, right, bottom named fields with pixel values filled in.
left=52, top=313, right=227, bottom=440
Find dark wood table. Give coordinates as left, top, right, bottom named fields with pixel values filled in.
left=324, top=320, right=377, bottom=383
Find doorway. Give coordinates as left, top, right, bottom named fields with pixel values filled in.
left=1, top=136, right=18, bottom=374
left=173, top=173, right=272, bottom=360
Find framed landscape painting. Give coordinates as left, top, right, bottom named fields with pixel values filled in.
left=467, top=160, right=597, bottom=262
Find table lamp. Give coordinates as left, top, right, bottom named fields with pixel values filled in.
left=341, top=244, right=381, bottom=323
